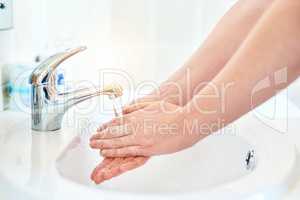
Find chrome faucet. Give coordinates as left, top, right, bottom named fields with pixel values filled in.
left=29, top=46, right=123, bottom=132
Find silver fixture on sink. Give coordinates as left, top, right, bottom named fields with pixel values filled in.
left=29, top=46, right=123, bottom=132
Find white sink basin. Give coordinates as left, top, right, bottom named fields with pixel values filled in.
left=57, top=135, right=252, bottom=193
left=55, top=114, right=297, bottom=199
left=0, top=99, right=298, bottom=200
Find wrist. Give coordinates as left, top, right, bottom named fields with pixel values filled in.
left=180, top=104, right=210, bottom=139
left=137, top=90, right=179, bottom=106
left=157, top=84, right=181, bottom=105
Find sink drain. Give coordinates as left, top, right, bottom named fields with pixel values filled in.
left=245, top=150, right=256, bottom=171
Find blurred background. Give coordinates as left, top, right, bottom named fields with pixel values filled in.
left=0, top=0, right=237, bottom=86
left=3, top=0, right=300, bottom=118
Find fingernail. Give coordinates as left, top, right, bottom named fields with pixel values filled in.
left=94, top=176, right=104, bottom=184
left=90, top=136, right=97, bottom=141
left=89, top=134, right=96, bottom=141
left=89, top=141, right=96, bottom=147
left=101, top=150, right=108, bottom=156
left=100, top=150, right=105, bottom=155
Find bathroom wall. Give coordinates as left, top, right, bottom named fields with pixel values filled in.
left=9, top=0, right=237, bottom=88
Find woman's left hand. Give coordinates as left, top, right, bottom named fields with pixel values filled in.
left=91, top=156, right=149, bottom=184
left=90, top=101, right=199, bottom=157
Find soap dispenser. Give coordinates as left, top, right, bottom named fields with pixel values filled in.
left=0, top=65, right=3, bottom=111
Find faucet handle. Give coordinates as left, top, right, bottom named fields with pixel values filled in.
left=29, top=46, right=87, bottom=86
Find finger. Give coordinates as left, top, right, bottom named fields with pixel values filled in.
left=93, top=158, right=124, bottom=184
left=101, top=157, right=132, bottom=181
left=102, top=157, right=148, bottom=181
left=91, top=124, right=130, bottom=141
left=91, top=158, right=113, bottom=181
left=101, top=166, right=121, bottom=182
left=119, top=157, right=149, bottom=172
left=101, top=146, right=148, bottom=157
left=92, top=157, right=150, bottom=184
left=122, top=102, right=154, bottom=115
left=90, top=135, right=137, bottom=149
left=94, top=157, right=147, bottom=184
left=96, top=117, right=124, bottom=133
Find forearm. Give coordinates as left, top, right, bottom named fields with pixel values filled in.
left=142, top=0, right=274, bottom=106
left=183, top=0, right=300, bottom=137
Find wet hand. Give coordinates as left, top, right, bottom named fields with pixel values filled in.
left=90, top=101, right=199, bottom=157
left=90, top=101, right=155, bottom=184
left=91, top=156, right=149, bottom=184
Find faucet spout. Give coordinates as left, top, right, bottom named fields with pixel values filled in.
left=59, top=83, right=123, bottom=110
left=29, top=46, right=123, bottom=132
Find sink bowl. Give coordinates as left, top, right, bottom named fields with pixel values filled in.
left=55, top=113, right=297, bottom=200
left=57, top=135, right=252, bottom=192
left=0, top=98, right=298, bottom=200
